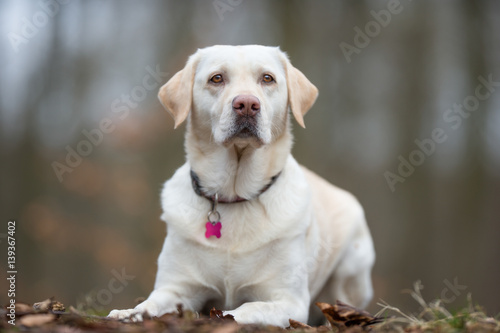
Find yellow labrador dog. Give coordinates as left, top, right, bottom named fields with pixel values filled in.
left=109, top=45, right=375, bottom=327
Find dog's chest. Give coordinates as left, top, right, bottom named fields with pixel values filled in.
left=182, top=240, right=281, bottom=307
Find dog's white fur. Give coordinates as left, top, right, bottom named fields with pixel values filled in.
left=108, top=45, right=375, bottom=327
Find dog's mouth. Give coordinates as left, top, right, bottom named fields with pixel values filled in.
left=235, top=122, right=258, bottom=138
left=223, top=118, right=263, bottom=146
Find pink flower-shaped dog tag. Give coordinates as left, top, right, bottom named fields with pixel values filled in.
left=205, top=221, right=222, bottom=238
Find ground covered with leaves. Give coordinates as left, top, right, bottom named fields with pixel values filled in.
left=2, top=283, right=499, bottom=332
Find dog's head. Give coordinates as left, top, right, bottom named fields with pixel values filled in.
left=158, top=45, right=318, bottom=148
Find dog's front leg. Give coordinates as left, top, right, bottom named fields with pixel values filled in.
left=109, top=236, right=210, bottom=321
left=224, top=289, right=310, bottom=328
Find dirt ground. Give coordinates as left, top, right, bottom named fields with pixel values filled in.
left=1, top=297, right=499, bottom=332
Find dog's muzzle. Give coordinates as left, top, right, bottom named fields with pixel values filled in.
left=231, top=94, right=260, bottom=139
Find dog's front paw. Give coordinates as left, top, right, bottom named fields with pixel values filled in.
left=108, top=301, right=159, bottom=321
left=224, top=309, right=268, bottom=326
left=108, top=308, right=144, bottom=321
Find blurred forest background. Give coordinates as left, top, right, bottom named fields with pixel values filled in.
left=1, top=0, right=499, bottom=317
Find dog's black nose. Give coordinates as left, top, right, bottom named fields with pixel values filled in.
left=232, top=95, right=260, bottom=117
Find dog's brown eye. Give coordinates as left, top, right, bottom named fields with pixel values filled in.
left=210, top=74, right=223, bottom=84
left=262, top=74, right=274, bottom=83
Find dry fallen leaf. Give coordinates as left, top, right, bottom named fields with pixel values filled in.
left=176, top=303, right=184, bottom=318
left=289, top=318, right=312, bottom=329
left=209, top=307, right=235, bottom=321
left=51, top=301, right=66, bottom=312
left=32, top=297, right=66, bottom=313
left=18, top=313, right=57, bottom=327
left=316, top=300, right=382, bottom=329
left=33, top=298, right=53, bottom=312
left=15, top=302, right=35, bottom=314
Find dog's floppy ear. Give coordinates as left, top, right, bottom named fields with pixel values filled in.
left=281, top=53, right=318, bottom=128
left=158, top=53, right=199, bottom=129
